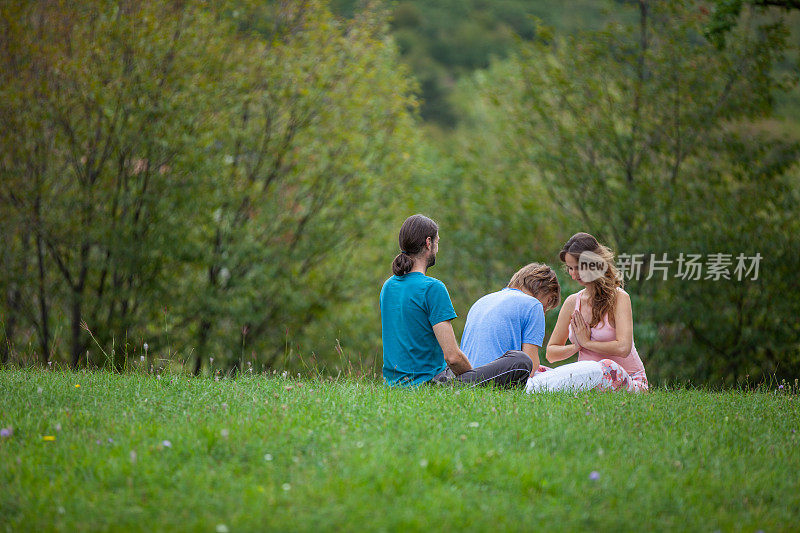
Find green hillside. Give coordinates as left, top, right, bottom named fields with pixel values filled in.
left=332, top=0, right=799, bottom=129
left=2, top=369, right=799, bottom=531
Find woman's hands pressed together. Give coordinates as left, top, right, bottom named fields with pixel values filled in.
left=571, top=310, right=591, bottom=346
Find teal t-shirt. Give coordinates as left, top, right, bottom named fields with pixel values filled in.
left=380, top=272, right=457, bottom=386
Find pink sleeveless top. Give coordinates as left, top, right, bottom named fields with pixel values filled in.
left=568, top=288, right=646, bottom=378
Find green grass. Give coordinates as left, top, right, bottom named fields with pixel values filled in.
left=1, top=369, right=799, bottom=532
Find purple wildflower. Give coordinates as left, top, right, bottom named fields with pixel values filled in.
left=589, top=471, right=600, bottom=481
left=0, top=428, right=12, bottom=438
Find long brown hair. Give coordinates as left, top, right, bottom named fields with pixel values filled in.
left=559, top=232, right=623, bottom=327
left=392, top=214, right=438, bottom=276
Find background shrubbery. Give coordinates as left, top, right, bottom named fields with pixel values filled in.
left=2, top=0, right=798, bottom=385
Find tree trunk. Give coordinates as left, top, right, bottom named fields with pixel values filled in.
left=35, top=232, right=51, bottom=362
left=70, top=292, right=82, bottom=368
left=194, top=318, right=211, bottom=375
left=2, top=287, right=20, bottom=365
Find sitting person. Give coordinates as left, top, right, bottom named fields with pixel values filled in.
left=461, top=263, right=561, bottom=374
left=380, top=214, right=532, bottom=388
left=526, top=232, right=649, bottom=393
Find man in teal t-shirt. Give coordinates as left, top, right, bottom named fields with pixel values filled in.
left=380, top=272, right=457, bottom=386
left=380, top=214, right=533, bottom=387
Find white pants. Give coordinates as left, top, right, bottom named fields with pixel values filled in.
left=525, top=360, right=605, bottom=393
left=526, top=360, right=648, bottom=393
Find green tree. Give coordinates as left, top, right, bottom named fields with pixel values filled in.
left=707, top=0, right=800, bottom=47
left=466, top=0, right=800, bottom=383
left=0, top=0, right=423, bottom=373
left=183, top=1, right=421, bottom=373
left=0, top=0, right=231, bottom=367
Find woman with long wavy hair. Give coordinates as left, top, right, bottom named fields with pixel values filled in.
left=526, top=232, right=649, bottom=393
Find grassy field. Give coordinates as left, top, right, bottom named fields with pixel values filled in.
left=1, top=369, right=798, bottom=532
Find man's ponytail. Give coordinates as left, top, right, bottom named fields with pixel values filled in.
left=392, top=252, right=414, bottom=276
left=391, top=215, right=439, bottom=276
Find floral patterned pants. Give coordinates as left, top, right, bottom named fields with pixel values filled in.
left=597, top=359, right=649, bottom=392
left=529, top=360, right=648, bottom=393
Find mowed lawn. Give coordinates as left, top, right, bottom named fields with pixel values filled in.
left=1, top=369, right=798, bottom=532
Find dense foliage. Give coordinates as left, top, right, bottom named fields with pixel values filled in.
left=456, top=0, right=800, bottom=383
left=1, top=0, right=421, bottom=372
left=1, top=0, right=798, bottom=385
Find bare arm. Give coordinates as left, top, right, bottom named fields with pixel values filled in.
left=546, top=294, right=580, bottom=363
left=432, top=320, right=473, bottom=375
left=572, top=291, right=633, bottom=358
left=521, top=343, right=540, bottom=375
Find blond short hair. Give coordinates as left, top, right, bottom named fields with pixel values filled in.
left=508, top=263, right=561, bottom=311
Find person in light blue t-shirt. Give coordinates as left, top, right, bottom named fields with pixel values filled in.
left=461, top=263, right=561, bottom=372
left=380, top=214, right=535, bottom=388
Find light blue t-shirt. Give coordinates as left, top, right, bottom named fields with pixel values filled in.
left=460, top=287, right=545, bottom=368
left=380, top=272, right=457, bottom=386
